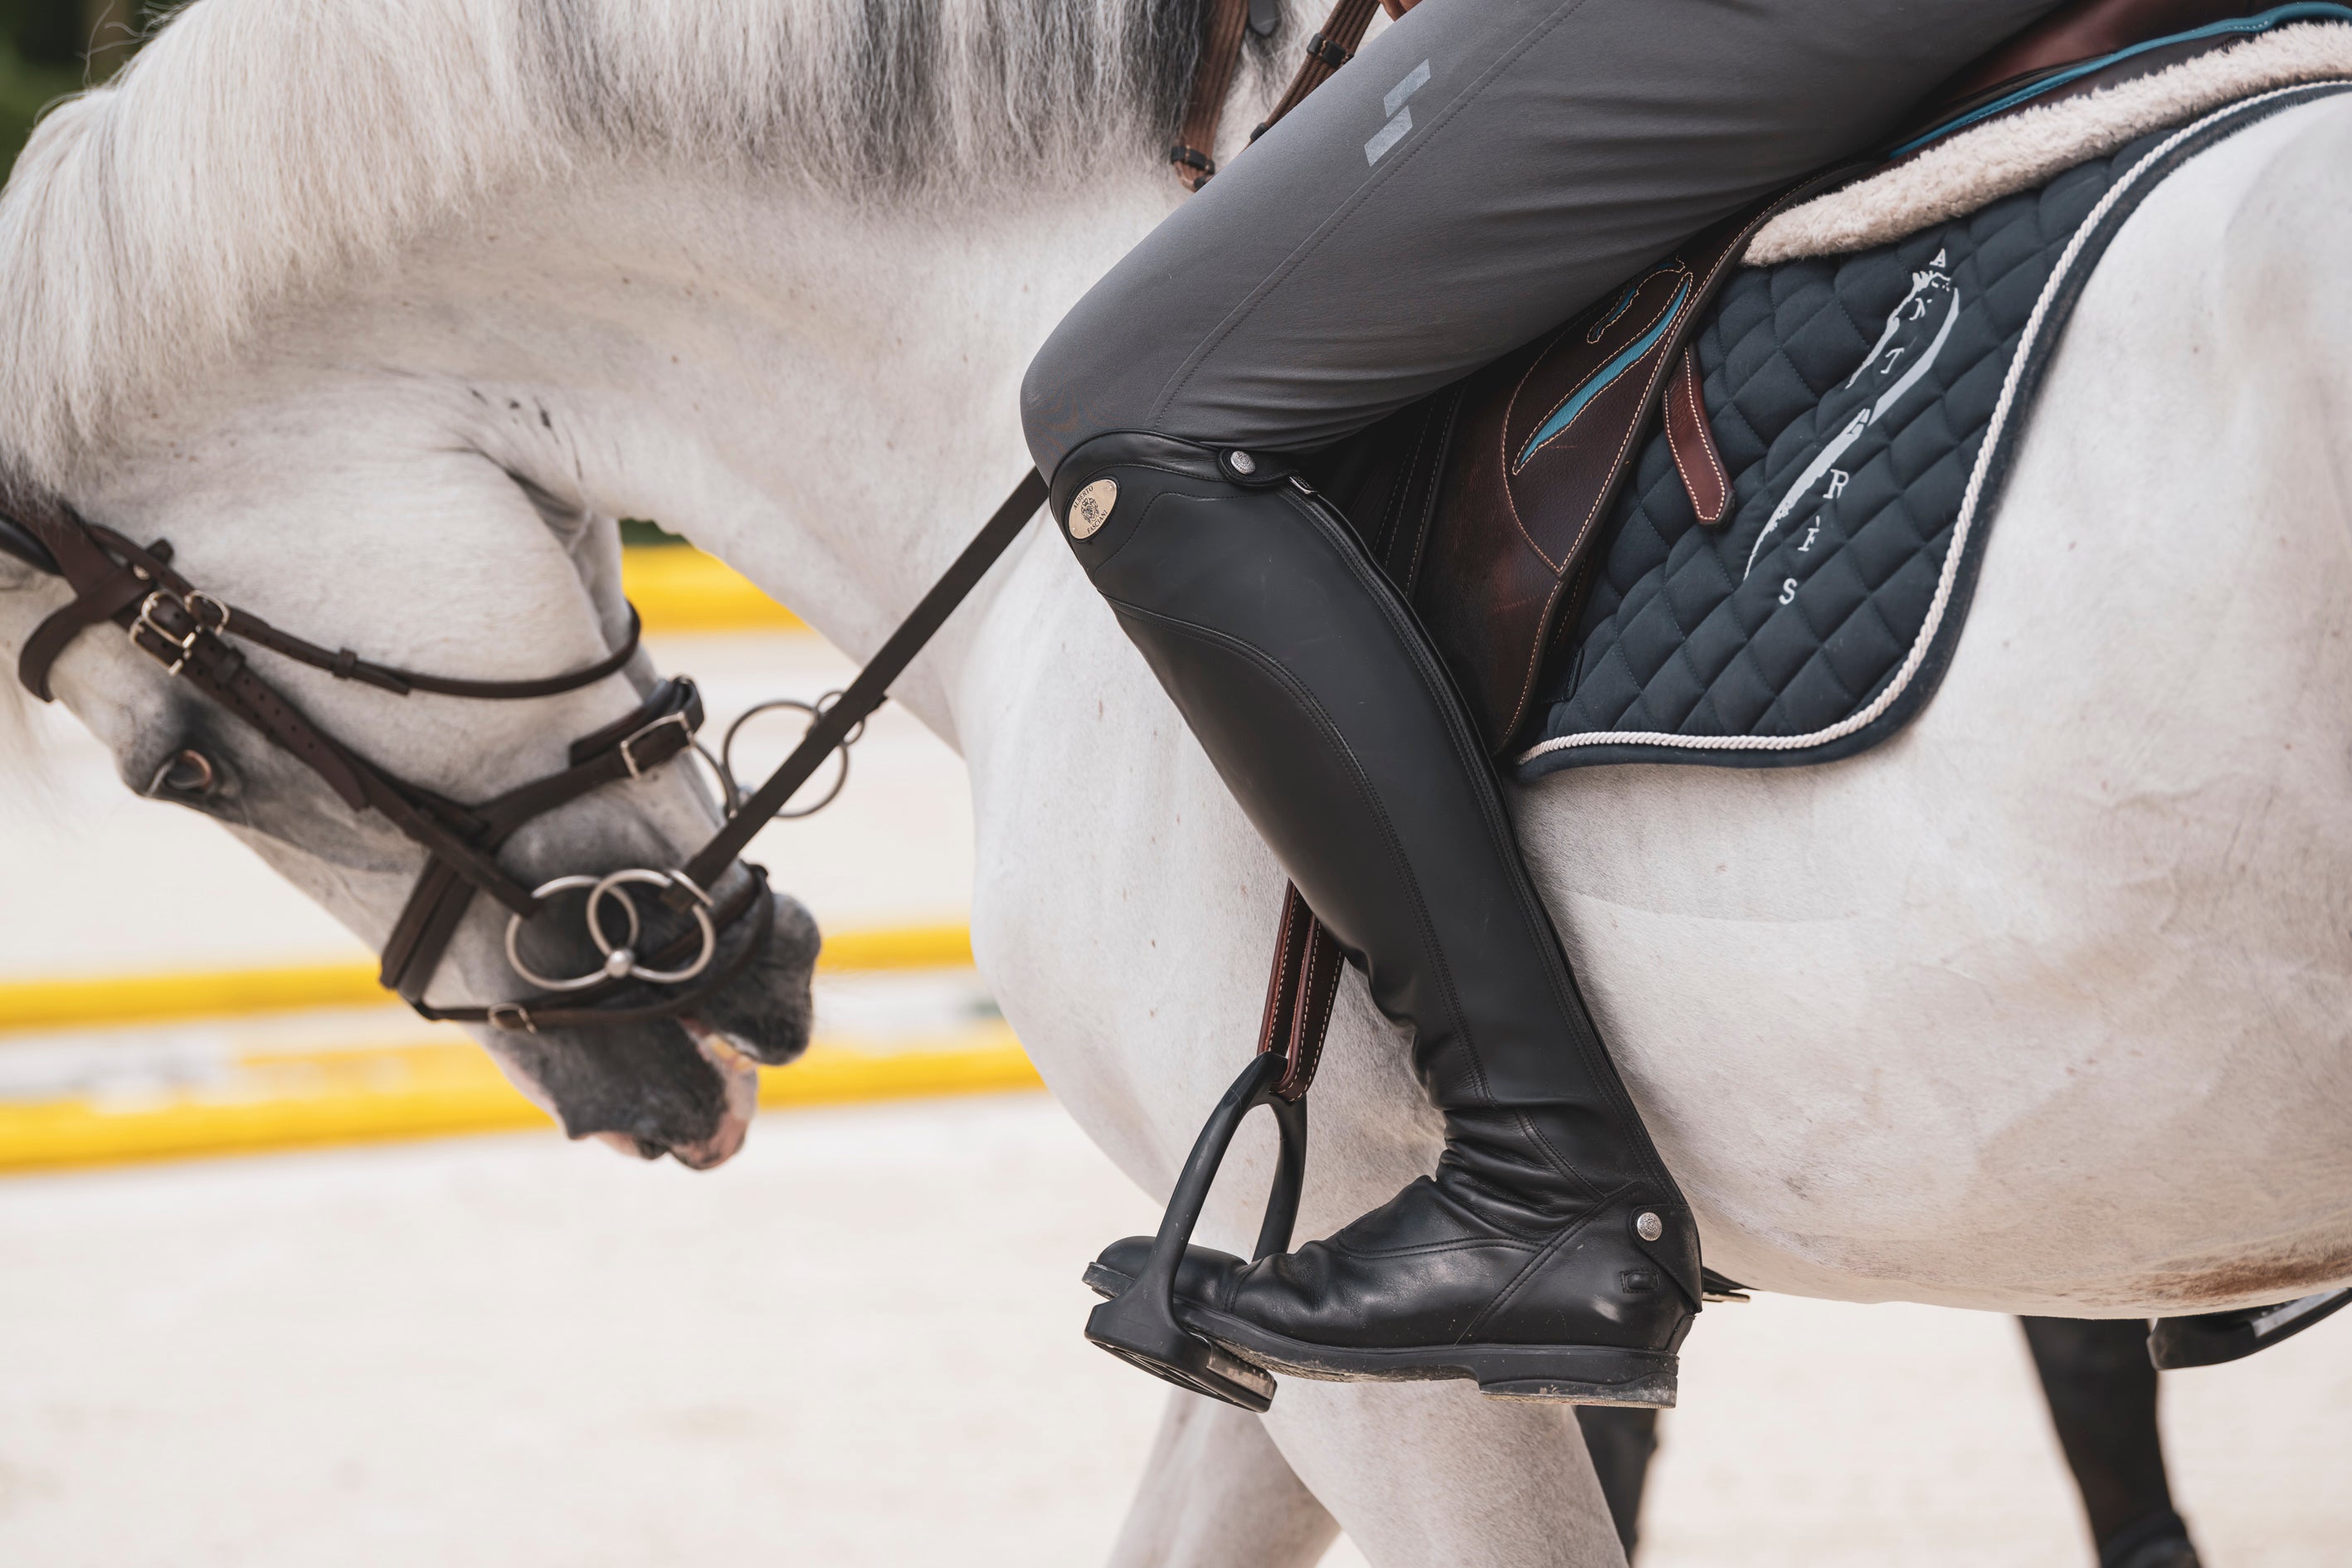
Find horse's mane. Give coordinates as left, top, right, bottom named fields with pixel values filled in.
left=0, top=0, right=1261, bottom=487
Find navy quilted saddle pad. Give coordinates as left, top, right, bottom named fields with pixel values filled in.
left=1512, top=85, right=2350, bottom=782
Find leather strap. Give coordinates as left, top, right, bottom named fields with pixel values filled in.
left=1252, top=0, right=1383, bottom=142
left=379, top=678, right=703, bottom=998
left=1664, top=345, right=1730, bottom=526
left=1171, top=0, right=1259, bottom=190
left=12, top=514, right=640, bottom=707
left=1254, top=884, right=1344, bottom=1101
left=0, top=510, right=58, bottom=575
left=2, top=473, right=1038, bottom=1030
left=199, top=597, right=640, bottom=699
left=671, top=470, right=1049, bottom=903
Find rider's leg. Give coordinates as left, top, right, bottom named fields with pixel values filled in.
left=1026, top=0, right=2066, bottom=1399
left=1023, top=0, right=2067, bottom=474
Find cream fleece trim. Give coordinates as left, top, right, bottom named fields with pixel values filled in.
left=1746, top=22, right=2352, bottom=265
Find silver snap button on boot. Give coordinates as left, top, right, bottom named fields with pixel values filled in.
left=1226, top=450, right=1258, bottom=476
left=1635, top=1211, right=1663, bottom=1241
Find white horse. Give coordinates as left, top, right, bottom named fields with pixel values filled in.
left=3, top=3, right=2350, bottom=1563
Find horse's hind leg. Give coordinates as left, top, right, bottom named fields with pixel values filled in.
left=2019, top=1318, right=2203, bottom=1568
left=1107, top=1385, right=1628, bottom=1568
left=1262, top=1382, right=1628, bottom=1567
left=1106, top=1391, right=1338, bottom=1568
left=1574, top=1407, right=1658, bottom=1559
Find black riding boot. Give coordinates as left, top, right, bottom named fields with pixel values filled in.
left=1059, top=433, right=1700, bottom=1405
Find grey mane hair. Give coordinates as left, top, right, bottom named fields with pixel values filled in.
left=0, top=621, right=55, bottom=788
left=0, top=0, right=1283, bottom=487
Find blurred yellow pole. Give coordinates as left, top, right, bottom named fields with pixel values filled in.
left=85, top=0, right=135, bottom=81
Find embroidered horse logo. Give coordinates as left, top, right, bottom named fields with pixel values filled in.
left=1741, top=251, right=1961, bottom=582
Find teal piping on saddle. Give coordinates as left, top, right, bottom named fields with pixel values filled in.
left=1517, top=277, right=1692, bottom=471
left=1888, top=2, right=2352, bottom=158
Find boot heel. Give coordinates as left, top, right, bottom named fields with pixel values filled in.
left=1083, top=1052, right=1308, bottom=1413
left=1479, top=1373, right=1678, bottom=1407
left=1470, top=1348, right=1678, bottom=1408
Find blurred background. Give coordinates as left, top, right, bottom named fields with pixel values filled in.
left=1, top=2, right=158, bottom=163
left=0, top=6, right=2345, bottom=1566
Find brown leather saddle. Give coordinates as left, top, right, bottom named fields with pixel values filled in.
left=1305, top=0, right=2291, bottom=757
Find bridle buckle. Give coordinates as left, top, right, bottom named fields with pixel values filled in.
left=618, top=710, right=691, bottom=779
left=128, top=589, right=230, bottom=677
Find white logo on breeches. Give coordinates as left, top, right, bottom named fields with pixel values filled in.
left=1365, top=61, right=1431, bottom=166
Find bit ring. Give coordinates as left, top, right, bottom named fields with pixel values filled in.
left=587, top=869, right=718, bottom=984
left=503, top=869, right=720, bottom=993
left=505, top=874, right=637, bottom=992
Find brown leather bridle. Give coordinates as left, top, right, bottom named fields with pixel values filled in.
left=0, top=477, right=1049, bottom=1035
left=0, top=0, right=1384, bottom=1053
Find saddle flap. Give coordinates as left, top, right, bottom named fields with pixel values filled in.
left=1411, top=211, right=1761, bottom=751
left=1503, top=262, right=1698, bottom=572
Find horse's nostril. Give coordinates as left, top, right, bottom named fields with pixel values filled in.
left=149, top=748, right=218, bottom=799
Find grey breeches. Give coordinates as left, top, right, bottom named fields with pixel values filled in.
left=1020, top=0, right=2065, bottom=482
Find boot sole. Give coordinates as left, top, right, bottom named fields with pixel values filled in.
left=1083, top=1262, right=1677, bottom=1408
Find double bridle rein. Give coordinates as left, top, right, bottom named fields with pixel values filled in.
left=0, top=476, right=1045, bottom=1035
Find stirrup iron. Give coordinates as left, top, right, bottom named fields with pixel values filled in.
left=1083, top=1052, right=1307, bottom=1413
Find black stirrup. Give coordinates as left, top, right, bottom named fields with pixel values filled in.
left=1081, top=1052, right=1308, bottom=1412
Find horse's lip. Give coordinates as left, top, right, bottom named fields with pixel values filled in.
left=590, top=1130, right=665, bottom=1161
left=577, top=1020, right=757, bottom=1166
left=668, top=1018, right=760, bottom=1168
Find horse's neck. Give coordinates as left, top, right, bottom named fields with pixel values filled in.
left=177, top=163, right=1179, bottom=741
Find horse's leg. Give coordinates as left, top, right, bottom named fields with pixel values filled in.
left=1106, top=1393, right=1338, bottom=1568
left=2018, top=1318, right=2201, bottom=1568
left=1574, top=1407, right=1658, bottom=1560
left=1260, top=1384, right=1627, bottom=1568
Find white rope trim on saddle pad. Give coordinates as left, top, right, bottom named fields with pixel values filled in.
left=1515, top=86, right=2340, bottom=773
left=1746, top=22, right=2352, bottom=265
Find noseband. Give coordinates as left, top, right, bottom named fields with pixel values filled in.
left=0, top=473, right=1046, bottom=1033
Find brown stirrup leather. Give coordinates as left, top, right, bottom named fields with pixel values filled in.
left=1255, top=885, right=1344, bottom=1101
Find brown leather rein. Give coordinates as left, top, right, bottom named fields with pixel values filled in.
left=0, top=0, right=1371, bottom=1055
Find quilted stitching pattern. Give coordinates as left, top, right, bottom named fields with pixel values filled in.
left=1519, top=134, right=2160, bottom=773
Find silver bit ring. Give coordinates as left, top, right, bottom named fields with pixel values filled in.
left=503, top=868, right=718, bottom=991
